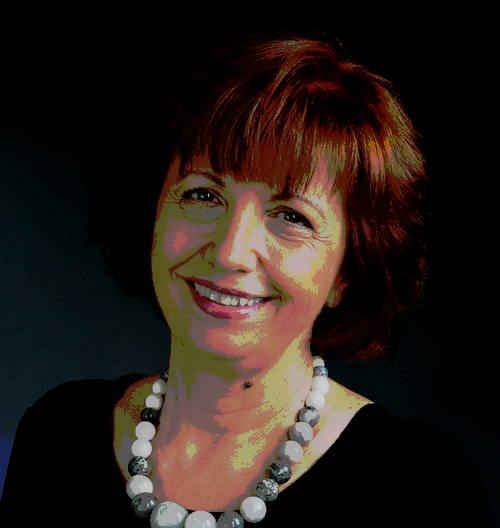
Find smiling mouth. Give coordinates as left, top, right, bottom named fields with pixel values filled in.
left=187, top=280, right=270, bottom=307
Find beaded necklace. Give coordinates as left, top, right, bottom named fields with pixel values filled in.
left=125, top=356, right=329, bottom=527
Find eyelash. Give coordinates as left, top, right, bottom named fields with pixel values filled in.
left=181, top=188, right=313, bottom=230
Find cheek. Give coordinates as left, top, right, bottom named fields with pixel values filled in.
left=170, top=229, right=189, bottom=253
left=280, top=250, right=319, bottom=283
left=279, top=247, right=337, bottom=301
left=156, top=217, right=200, bottom=257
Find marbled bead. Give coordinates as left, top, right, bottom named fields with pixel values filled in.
left=160, top=367, right=169, bottom=381
left=289, top=421, right=313, bottom=446
left=298, top=406, right=320, bottom=427
left=140, top=407, right=159, bottom=424
left=313, top=365, right=328, bottom=377
left=130, top=492, right=159, bottom=519
left=216, top=510, right=245, bottom=527
left=150, top=501, right=188, bottom=528
left=128, top=455, right=152, bottom=477
left=255, top=478, right=279, bottom=502
left=268, top=459, right=292, bottom=484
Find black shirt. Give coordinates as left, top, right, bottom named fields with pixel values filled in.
left=0, top=372, right=496, bottom=527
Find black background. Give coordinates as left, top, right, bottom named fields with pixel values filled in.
left=0, top=24, right=497, bottom=521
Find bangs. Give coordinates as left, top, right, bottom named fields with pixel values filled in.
left=175, top=79, right=360, bottom=200
left=88, top=30, right=430, bottom=365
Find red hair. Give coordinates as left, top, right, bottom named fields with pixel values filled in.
left=83, top=29, right=431, bottom=364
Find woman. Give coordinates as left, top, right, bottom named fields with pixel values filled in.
left=1, top=29, right=495, bottom=527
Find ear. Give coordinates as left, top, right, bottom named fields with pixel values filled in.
left=324, top=273, right=349, bottom=309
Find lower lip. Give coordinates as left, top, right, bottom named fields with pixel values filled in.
left=186, top=281, right=272, bottom=320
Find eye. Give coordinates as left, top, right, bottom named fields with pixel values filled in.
left=181, top=188, right=313, bottom=230
left=273, top=208, right=313, bottom=230
left=181, top=188, right=221, bottom=206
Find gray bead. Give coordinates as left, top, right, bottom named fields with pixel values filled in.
left=298, top=406, right=320, bottom=427
left=255, top=478, right=279, bottom=502
left=289, top=421, right=314, bottom=446
left=268, top=460, right=292, bottom=484
left=216, top=510, right=245, bottom=526
left=313, top=365, right=328, bottom=377
left=128, top=456, right=152, bottom=477
left=131, top=492, right=159, bottom=519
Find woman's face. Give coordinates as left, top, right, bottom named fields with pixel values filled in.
left=151, top=151, right=348, bottom=360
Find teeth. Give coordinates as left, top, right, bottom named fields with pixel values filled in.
left=194, top=283, right=263, bottom=307
left=208, top=290, right=222, bottom=304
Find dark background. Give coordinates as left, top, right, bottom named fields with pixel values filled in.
left=0, top=25, right=497, bottom=522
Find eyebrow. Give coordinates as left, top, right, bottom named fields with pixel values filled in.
left=177, top=170, right=326, bottom=217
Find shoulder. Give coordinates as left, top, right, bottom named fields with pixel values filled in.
left=301, top=378, right=373, bottom=462
left=113, top=372, right=157, bottom=418
left=340, top=403, right=493, bottom=523
left=320, top=377, right=374, bottom=431
left=317, top=398, right=495, bottom=525
left=394, top=418, right=494, bottom=525
left=19, top=372, right=148, bottom=428
left=317, top=383, right=477, bottom=482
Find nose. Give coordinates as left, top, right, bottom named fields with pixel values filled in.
left=212, top=199, right=268, bottom=272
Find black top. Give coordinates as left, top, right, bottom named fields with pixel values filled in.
left=0, top=372, right=496, bottom=527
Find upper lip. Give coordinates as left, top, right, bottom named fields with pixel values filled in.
left=185, top=278, right=272, bottom=300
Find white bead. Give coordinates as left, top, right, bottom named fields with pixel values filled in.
left=136, top=420, right=156, bottom=440
left=289, top=421, right=314, bottom=446
left=312, top=356, right=325, bottom=367
left=132, top=438, right=152, bottom=458
left=311, top=375, right=329, bottom=395
left=185, top=510, right=217, bottom=528
left=152, top=378, right=167, bottom=395
left=239, top=496, right=267, bottom=523
left=306, top=390, right=326, bottom=410
left=150, top=501, right=188, bottom=528
left=145, top=392, right=163, bottom=410
left=126, top=474, right=153, bottom=498
left=278, top=440, right=304, bottom=464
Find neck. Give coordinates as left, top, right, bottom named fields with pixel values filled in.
left=155, top=333, right=315, bottom=452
